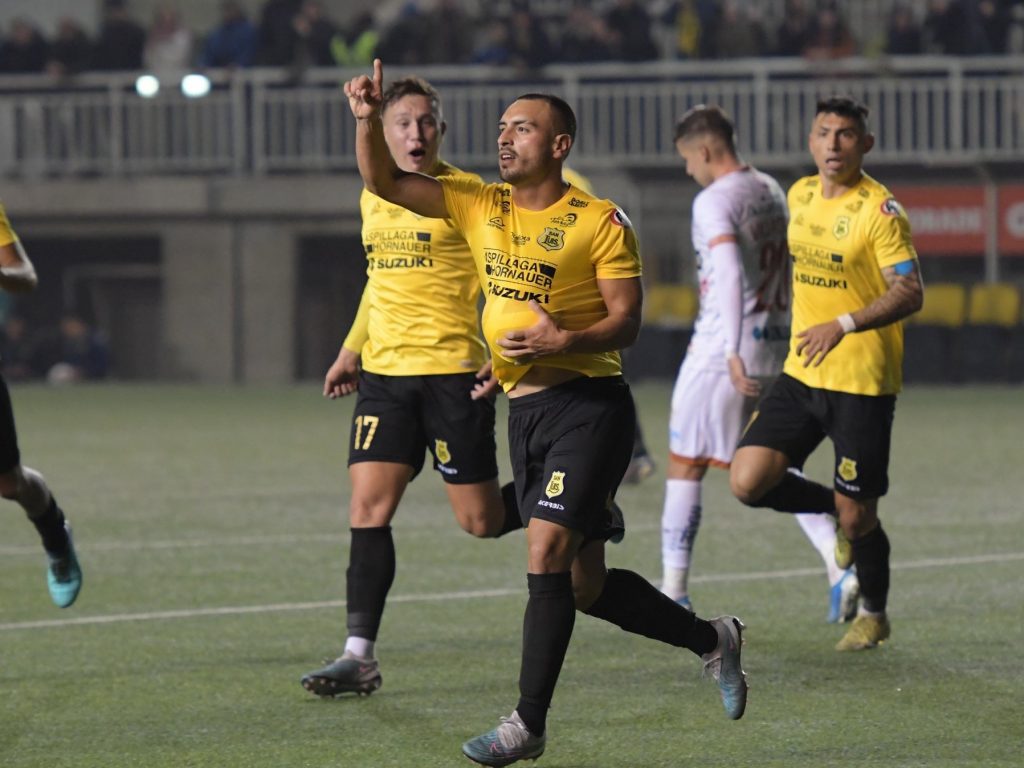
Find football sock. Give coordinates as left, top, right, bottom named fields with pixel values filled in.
left=15, top=467, right=67, bottom=554
left=497, top=481, right=524, bottom=537
left=851, top=523, right=890, bottom=613
left=584, top=568, right=718, bottom=656
left=661, top=479, right=701, bottom=599
left=752, top=470, right=835, bottom=513
left=343, top=636, right=374, bottom=659
left=345, top=526, right=395, bottom=643
left=795, top=512, right=844, bottom=585
left=516, top=572, right=575, bottom=737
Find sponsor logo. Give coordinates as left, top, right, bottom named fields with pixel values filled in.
left=537, top=227, right=565, bottom=251
left=501, top=201, right=511, bottom=214
left=537, top=499, right=566, bottom=511
left=858, top=187, right=870, bottom=198
left=610, top=208, right=632, bottom=228
left=845, top=200, right=864, bottom=213
left=434, top=439, right=451, bottom=464
left=881, top=198, right=903, bottom=217
left=796, top=273, right=848, bottom=289
left=550, top=213, right=577, bottom=226
left=797, top=192, right=814, bottom=205
left=484, top=250, right=556, bottom=288
left=365, top=229, right=433, bottom=255
left=437, top=464, right=458, bottom=475
left=794, top=213, right=805, bottom=226
left=488, top=217, right=505, bottom=230
left=511, top=233, right=530, bottom=246
left=810, top=224, right=826, bottom=237
left=487, top=283, right=549, bottom=303
left=837, top=457, right=858, bottom=482
left=568, top=197, right=589, bottom=208
left=371, top=256, right=434, bottom=269
left=545, top=471, right=565, bottom=498
left=833, top=216, right=850, bottom=240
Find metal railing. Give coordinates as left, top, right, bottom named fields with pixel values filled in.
left=1, top=56, right=1022, bottom=177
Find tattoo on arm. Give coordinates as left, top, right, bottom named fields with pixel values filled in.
left=850, top=261, right=924, bottom=331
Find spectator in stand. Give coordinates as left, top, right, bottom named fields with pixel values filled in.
left=292, top=0, right=339, bottom=68
left=201, top=1, right=258, bottom=69
left=46, top=18, right=93, bottom=78
left=663, top=0, right=720, bottom=60
left=0, top=19, right=49, bottom=74
left=885, top=3, right=922, bottom=55
left=773, top=0, right=813, bottom=56
left=45, top=315, right=109, bottom=384
left=506, top=1, right=555, bottom=70
left=923, top=0, right=969, bottom=54
left=605, top=0, right=659, bottom=61
left=978, top=0, right=1012, bottom=53
left=559, top=1, right=615, bottom=63
left=0, top=315, right=40, bottom=382
left=93, top=0, right=146, bottom=72
left=330, top=11, right=378, bottom=66
left=144, top=4, right=194, bottom=73
left=714, top=0, right=767, bottom=58
left=256, top=0, right=301, bottom=66
left=803, top=0, right=856, bottom=61
left=376, top=2, right=428, bottom=66
left=471, top=19, right=512, bottom=65
left=422, top=0, right=475, bottom=64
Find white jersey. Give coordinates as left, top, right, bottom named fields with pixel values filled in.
left=686, top=167, right=790, bottom=376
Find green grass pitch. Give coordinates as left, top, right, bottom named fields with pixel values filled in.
left=1, top=382, right=1021, bottom=767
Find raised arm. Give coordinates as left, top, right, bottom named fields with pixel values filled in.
left=344, top=59, right=449, bottom=219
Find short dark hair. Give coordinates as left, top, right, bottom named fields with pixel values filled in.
left=382, top=77, right=442, bottom=117
left=816, top=96, right=870, bottom=134
left=673, top=104, right=736, bottom=151
left=514, top=93, right=577, bottom=141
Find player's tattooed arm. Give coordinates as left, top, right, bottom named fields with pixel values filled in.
left=848, top=260, right=924, bottom=331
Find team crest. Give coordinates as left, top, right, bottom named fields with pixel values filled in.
left=545, top=471, right=566, bottom=498
left=538, top=227, right=565, bottom=251
left=434, top=439, right=451, bottom=465
left=833, top=216, right=850, bottom=240
left=837, top=457, right=858, bottom=482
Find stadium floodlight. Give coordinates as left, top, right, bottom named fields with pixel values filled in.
left=135, top=74, right=160, bottom=98
left=181, top=74, right=211, bottom=99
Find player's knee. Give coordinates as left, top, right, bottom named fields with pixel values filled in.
left=729, top=465, right=764, bottom=506
left=348, top=497, right=398, bottom=528
left=454, top=509, right=496, bottom=538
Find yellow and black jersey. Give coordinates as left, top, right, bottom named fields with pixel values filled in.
left=439, top=176, right=642, bottom=391
left=0, top=203, right=17, bottom=246
left=344, top=162, right=488, bottom=376
left=785, top=172, right=917, bottom=395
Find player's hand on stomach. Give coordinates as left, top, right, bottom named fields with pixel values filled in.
left=496, top=300, right=569, bottom=363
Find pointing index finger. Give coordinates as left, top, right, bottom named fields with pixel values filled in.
left=373, top=58, right=383, bottom=93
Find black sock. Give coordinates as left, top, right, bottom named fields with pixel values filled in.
left=30, top=498, right=68, bottom=555
left=852, top=523, right=890, bottom=613
left=496, top=481, right=524, bottom=537
left=584, top=568, right=718, bottom=656
left=516, top=572, right=575, bottom=737
left=751, top=472, right=835, bottom=513
left=345, top=526, right=396, bottom=642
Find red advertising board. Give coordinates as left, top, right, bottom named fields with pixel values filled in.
left=997, top=185, right=1024, bottom=256
left=888, top=186, right=987, bottom=256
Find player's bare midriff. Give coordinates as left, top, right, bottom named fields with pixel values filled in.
left=506, top=366, right=583, bottom=398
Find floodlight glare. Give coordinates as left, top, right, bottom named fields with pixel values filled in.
left=135, top=74, right=160, bottom=98
left=181, top=74, right=211, bottom=98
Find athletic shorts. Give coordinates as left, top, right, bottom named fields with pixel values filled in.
left=668, top=360, right=762, bottom=469
left=737, top=373, right=895, bottom=500
left=507, top=375, right=634, bottom=542
left=348, top=371, right=498, bottom=485
left=0, top=375, right=20, bottom=474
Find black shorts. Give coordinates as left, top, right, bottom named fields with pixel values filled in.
left=508, top=375, right=634, bottom=541
left=0, top=375, right=20, bottom=474
left=348, top=371, right=498, bottom=485
left=737, top=373, right=895, bottom=500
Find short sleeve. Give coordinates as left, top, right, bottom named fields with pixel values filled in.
left=0, top=204, right=17, bottom=247
left=692, top=187, right=736, bottom=241
left=591, top=205, right=642, bottom=279
left=438, top=175, right=488, bottom=231
left=870, top=197, right=918, bottom=269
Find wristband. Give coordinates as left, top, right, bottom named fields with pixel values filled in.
left=837, top=313, right=856, bottom=334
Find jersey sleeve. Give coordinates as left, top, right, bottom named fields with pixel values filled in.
left=342, top=287, right=370, bottom=353
left=438, top=174, right=488, bottom=231
left=0, top=204, right=17, bottom=247
left=692, top=187, right=736, bottom=241
left=869, top=196, right=918, bottom=270
left=591, top=205, right=642, bottom=279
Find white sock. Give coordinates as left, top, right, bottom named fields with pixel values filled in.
left=344, top=636, right=375, bottom=660
left=795, top=512, right=843, bottom=586
left=661, top=478, right=702, bottom=599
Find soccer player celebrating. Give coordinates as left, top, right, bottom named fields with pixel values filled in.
left=661, top=105, right=858, bottom=624
left=0, top=202, right=82, bottom=608
left=730, top=96, right=923, bottom=651
left=300, top=76, right=524, bottom=698
left=344, top=60, right=749, bottom=767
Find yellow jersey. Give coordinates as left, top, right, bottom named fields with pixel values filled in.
left=439, top=177, right=642, bottom=391
left=0, top=203, right=17, bottom=246
left=785, top=173, right=918, bottom=395
left=343, top=162, right=488, bottom=376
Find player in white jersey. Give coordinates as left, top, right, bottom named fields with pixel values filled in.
left=661, top=106, right=858, bottom=623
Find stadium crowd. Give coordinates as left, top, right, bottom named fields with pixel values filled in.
left=0, top=0, right=1022, bottom=79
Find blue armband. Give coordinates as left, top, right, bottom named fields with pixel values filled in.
left=892, top=260, right=915, bottom=276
